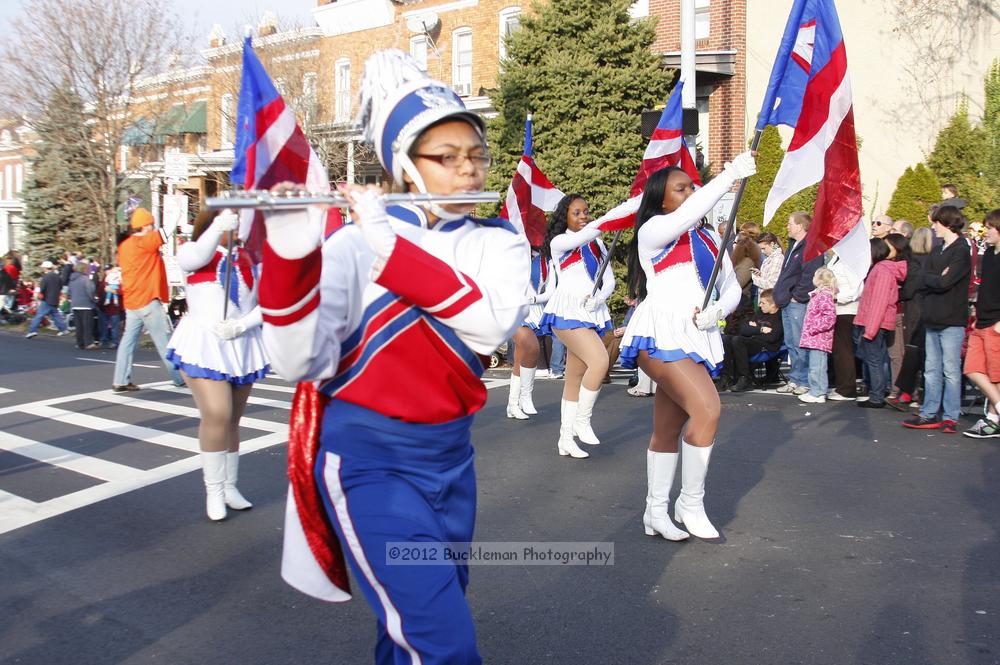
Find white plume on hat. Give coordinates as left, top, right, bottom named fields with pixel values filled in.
left=357, top=49, right=485, bottom=190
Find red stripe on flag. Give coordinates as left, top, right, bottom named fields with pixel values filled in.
left=649, top=128, right=682, bottom=142
left=787, top=41, right=847, bottom=151
left=255, top=97, right=287, bottom=140
left=803, top=106, right=862, bottom=262
left=256, top=126, right=312, bottom=188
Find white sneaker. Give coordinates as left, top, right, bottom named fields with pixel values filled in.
left=534, top=369, right=551, bottom=379
left=792, top=385, right=809, bottom=395
left=24, top=331, right=37, bottom=339
left=798, top=393, right=826, bottom=404
left=827, top=392, right=855, bottom=401
left=775, top=382, right=797, bottom=394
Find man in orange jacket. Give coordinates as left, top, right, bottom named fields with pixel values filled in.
left=112, top=207, right=185, bottom=391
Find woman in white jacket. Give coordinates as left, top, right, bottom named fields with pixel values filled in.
left=539, top=195, right=615, bottom=459
left=166, top=210, right=269, bottom=521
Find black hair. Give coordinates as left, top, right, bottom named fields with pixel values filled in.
left=884, top=233, right=910, bottom=261
left=626, top=166, right=686, bottom=300
left=542, top=194, right=586, bottom=261
left=870, top=237, right=890, bottom=264
left=931, top=205, right=967, bottom=233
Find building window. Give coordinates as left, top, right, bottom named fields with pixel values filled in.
left=498, top=8, right=521, bottom=61
left=4, top=166, right=11, bottom=201
left=335, top=59, right=351, bottom=122
left=303, top=72, right=317, bottom=104
left=14, top=163, right=22, bottom=193
left=695, top=0, right=710, bottom=40
left=696, top=97, right=710, bottom=165
left=220, top=93, right=234, bottom=149
left=452, top=28, right=472, bottom=97
left=410, top=36, right=429, bottom=71
left=629, top=0, right=649, bottom=18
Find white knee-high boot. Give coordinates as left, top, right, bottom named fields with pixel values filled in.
left=201, top=451, right=228, bottom=521
left=573, top=386, right=601, bottom=445
left=506, top=374, right=528, bottom=419
left=558, top=400, right=589, bottom=458
left=519, top=366, right=538, bottom=415
left=224, top=452, right=253, bottom=510
left=643, top=450, right=689, bottom=541
left=674, top=441, right=719, bottom=539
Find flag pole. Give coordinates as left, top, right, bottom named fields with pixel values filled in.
left=591, top=230, right=623, bottom=297
left=222, top=229, right=235, bottom=320
left=700, top=125, right=763, bottom=310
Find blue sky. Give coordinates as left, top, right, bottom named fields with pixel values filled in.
left=0, top=0, right=319, bottom=43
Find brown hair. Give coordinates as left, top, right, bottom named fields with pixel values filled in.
left=190, top=209, right=216, bottom=242
left=757, top=231, right=780, bottom=247
left=984, top=209, right=1000, bottom=230
left=73, top=262, right=90, bottom=274
left=759, top=289, right=775, bottom=303
left=738, top=221, right=761, bottom=239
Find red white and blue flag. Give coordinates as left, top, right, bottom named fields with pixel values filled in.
left=499, top=114, right=564, bottom=247
left=758, top=0, right=861, bottom=261
left=231, top=37, right=342, bottom=260
left=592, top=80, right=702, bottom=232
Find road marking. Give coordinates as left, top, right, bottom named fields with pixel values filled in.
left=250, top=382, right=296, bottom=394
left=18, top=404, right=201, bottom=452
left=76, top=357, right=159, bottom=368
left=91, top=389, right=286, bottom=433
left=0, top=387, right=13, bottom=394
left=149, top=384, right=291, bottom=410
left=0, top=432, right=140, bottom=483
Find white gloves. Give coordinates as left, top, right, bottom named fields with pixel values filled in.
left=724, top=151, right=757, bottom=180
left=583, top=295, right=605, bottom=313
left=213, top=318, right=247, bottom=340
left=351, top=188, right=396, bottom=261
left=527, top=294, right=537, bottom=305
left=694, top=304, right=724, bottom=330
left=211, top=210, right=239, bottom=234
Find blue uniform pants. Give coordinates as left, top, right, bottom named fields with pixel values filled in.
left=317, top=400, right=481, bottom=665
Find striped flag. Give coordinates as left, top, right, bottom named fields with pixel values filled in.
left=757, top=0, right=861, bottom=261
left=499, top=114, right=564, bottom=247
left=231, top=37, right=342, bottom=260
left=592, top=80, right=702, bottom=232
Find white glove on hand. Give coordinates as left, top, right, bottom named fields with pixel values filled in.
left=724, top=151, right=757, bottom=180
left=527, top=294, right=537, bottom=305
left=213, top=319, right=247, bottom=341
left=694, top=304, right=724, bottom=331
left=351, top=188, right=396, bottom=261
left=264, top=206, right=323, bottom=259
left=210, top=210, right=239, bottom=234
left=583, top=295, right=604, bottom=313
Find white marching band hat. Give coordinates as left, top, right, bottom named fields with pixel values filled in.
left=358, top=49, right=485, bottom=190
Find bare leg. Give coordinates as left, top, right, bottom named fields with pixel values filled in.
left=639, top=356, right=721, bottom=447
left=555, top=327, right=609, bottom=400
left=640, top=355, right=689, bottom=454
left=512, top=326, right=540, bottom=376
left=965, top=372, right=1000, bottom=416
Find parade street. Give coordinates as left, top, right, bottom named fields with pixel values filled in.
left=1, top=330, right=998, bottom=665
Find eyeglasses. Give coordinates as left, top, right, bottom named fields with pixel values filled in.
left=874, top=220, right=886, bottom=227
left=413, top=153, right=493, bottom=170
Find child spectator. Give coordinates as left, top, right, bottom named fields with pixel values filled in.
left=798, top=267, right=838, bottom=403
left=720, top=289, right=784, bottom=393
left=855, top=236, right=909, bottom=409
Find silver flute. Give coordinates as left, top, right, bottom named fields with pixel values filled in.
left=205, top=190, right=500, bottom=210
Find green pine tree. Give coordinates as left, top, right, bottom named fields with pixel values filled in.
left=886, top=163, right=940, bottom=226
left=22, top=87, right=103, bottom=266
left=485, top=0, right=675, bottom=318
left=983, top=59, right=1000, bottom=205
left=739, top=125, right=817, bottom=246
left=926, top=96, right=995, bottom=219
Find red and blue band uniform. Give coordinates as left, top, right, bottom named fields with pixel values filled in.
left=260, top=203, right=530, bottom=664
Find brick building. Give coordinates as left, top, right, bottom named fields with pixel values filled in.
left=0, top=122, right=33, bottom=256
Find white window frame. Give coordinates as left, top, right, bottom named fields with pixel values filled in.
left=220, top=93, right=234, bottom=149
left=695, top=0, right=710, bottom=40
left=4, top=166, right=11, bottom=201
left=498, top=7, right=522, bottom=61
left=335, top=59, right=351, bottom=122
left=410, top=35, right=429, bottom=72
left=696, top=96, right=710, bottom=165
left=452, top=28, right=473, bottom=96
left=14, top=163, right=23, bottom=193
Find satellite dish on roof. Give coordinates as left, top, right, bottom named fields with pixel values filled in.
left=406, top=12, right=440, bottom=34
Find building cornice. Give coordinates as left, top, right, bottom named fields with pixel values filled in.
left=201, top=27, right=324, bottom=61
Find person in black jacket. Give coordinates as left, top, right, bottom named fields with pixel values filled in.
left=720, top=289, right=784, bottom=392
left=772, top=212, right=823, bottom=394
left=888, top=227, right=934, bottom=409
left=25, top=260, right=70, bottom=338
left=903, top=206, right=972, bottom=433
left=962, top=209, right=1000, bottom=438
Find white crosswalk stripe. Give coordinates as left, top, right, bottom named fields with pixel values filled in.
left=0, top=375, right=512, bottom=536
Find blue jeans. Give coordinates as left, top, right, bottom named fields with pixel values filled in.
left=782, top=301, right=808, bottom=386
left=807, top=349, right=829, bottom=397
left=28, top=301, right=68, bottom=333
left=857, top=327, right=890, bottom=405
left=549, top=335, right=567, bottom=375
left=921, top=326, right=965, bottom=422
left=99, top=311, right=121, bottom=346
left=113, top=299, right=183, bottom=387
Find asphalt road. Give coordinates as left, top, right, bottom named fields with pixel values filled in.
left=1, top=328, right=998, bottom=665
